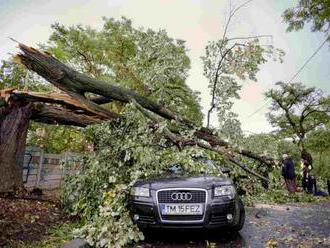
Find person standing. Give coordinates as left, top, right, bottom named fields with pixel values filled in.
left=281, top=154, right=297, bottom=193
left=300, top=158, right=313, bottom=193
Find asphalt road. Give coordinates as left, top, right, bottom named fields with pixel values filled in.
left=134, top=201, right=330, bottom=248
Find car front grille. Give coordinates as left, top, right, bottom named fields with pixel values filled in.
left=157, top=188, right=207, bottom=222
left=157, top=189, right=207, bottom=203
left=161, top=215, right=204, bottom=221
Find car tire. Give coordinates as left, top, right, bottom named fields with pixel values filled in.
left=230, top=199, right=245, bottom=232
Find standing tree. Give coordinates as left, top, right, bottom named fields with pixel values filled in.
left=202, top=0, right=284, bottom=141
left=266, top=82, right=330, bottom=159
left=283, top=0, right=330, bottom=43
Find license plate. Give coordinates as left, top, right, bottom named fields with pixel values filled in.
left=160, top=203, right=203, bottom=215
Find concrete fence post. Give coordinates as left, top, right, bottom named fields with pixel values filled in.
left=60, top=152, right=68, bottom=187
left=36, top=149, right=44, bottom=188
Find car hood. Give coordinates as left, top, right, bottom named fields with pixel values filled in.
left=134, top=176, right=232, bottom=190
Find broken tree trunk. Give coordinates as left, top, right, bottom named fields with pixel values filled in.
left=0, top=89, right=116, bottom=192
left=11, top=91, right=113, bottom=114
left=1, top=89, right=118, bottom=126
left=0, top=102, right=32, bottom=192
left=31, top=103, right=108, bottom=127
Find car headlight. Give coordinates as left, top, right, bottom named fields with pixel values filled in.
left=130, top=187, right=150, bottom=197
left=214, top=185, right=236, bottom=199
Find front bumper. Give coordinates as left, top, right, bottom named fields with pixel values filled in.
left=129, top=190, right=238, bottom=229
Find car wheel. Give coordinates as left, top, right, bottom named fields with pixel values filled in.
left=230, top=199, right=245, bottom=232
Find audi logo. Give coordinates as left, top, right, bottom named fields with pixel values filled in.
left=171, top=192, right=192, bottom=201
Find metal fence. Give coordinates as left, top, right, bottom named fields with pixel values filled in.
left=23, top=147, right=82, bottom=189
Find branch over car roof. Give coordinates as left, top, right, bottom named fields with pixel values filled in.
left=14, top=43, right=276, bottom=181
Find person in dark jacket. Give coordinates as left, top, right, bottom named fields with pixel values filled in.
left=281, top=154, right=297, bottom=193
left=301, top=158, right=313, bottom=193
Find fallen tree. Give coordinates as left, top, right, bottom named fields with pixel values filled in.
left=14, top=44, right=275, bottom=175
left=0, top=42, right=279, bottom=192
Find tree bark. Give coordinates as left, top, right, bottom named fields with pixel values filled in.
left=11, top=91, right=113, bottom=115
left=0, top=102, right=32, bottom=192
left=31, top=103, right=106, bottom=127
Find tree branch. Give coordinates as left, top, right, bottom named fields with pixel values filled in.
left=206, top=0, right=255, bottom=128
left=207, top=43, right=237, bottom=128
left=222, top=0, right=254, bottom=42
left=133, top=98, right=269, bottom=182
left=227, top=35, right=273, bottom=41
left=273, top=96, right=299, bottom=134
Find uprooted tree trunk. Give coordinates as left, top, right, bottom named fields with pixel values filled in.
left=10, top=43, right=276, bottom=180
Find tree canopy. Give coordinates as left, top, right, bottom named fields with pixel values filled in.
left=283, top=0, right=330, bottom=43
left=202, top=0, right=284, bottom=141
left=265, top=82, right=330, bottom=150
left=45, top=17, right=203, bottom=124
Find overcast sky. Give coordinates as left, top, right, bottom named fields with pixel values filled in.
left=1, top=0, right=329, bottom=134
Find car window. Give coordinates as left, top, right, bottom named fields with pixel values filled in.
left=198, top=159, right=217, bottom=173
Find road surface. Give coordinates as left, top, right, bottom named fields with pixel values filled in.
left=134, top=201, right=330, bottom=248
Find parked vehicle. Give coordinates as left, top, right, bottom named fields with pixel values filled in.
left=129, top=164, right=245, bottom=232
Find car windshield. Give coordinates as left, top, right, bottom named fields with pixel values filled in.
left=166, top=159, right=226, bottom=177
left=198, top=159, right=220, bottom=175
